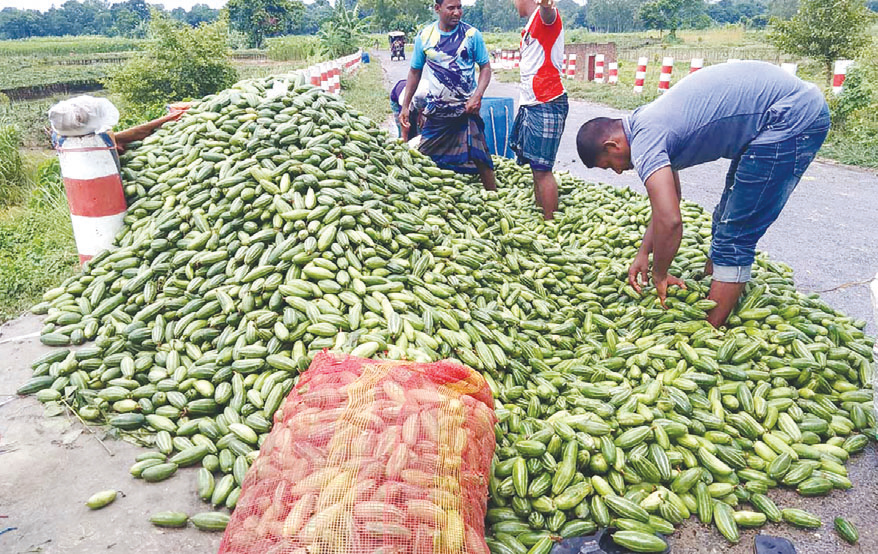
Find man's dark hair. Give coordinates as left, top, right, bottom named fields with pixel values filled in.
left=576, top=117, right=621, bottom=168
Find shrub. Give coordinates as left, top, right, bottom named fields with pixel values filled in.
left=105, top=10, right=238, bottom=107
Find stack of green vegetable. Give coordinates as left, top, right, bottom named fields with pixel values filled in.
left=18, top=74, right=875, bottom=549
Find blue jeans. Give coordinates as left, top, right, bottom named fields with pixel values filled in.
left=710, top=109, right=830, bottom=283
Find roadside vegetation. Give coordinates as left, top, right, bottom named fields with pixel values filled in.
left=0, top=151, right=77, bottom=322
left=342, top=57, right=392, bottom=127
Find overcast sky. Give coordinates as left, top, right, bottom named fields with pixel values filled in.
left=0, top=0, right=502, bottom=12
left=0, top=0, right=229, bottom=11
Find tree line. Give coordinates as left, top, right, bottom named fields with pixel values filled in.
left=2, top=0, right=875, bottom=44
left=0, top=0, right=219, bottom=40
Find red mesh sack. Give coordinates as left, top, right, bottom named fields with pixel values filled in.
left=218, top=351, right=497, bottom=554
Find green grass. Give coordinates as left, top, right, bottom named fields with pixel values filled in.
left=495, top=61, right=686, bottom=111
left=0, top=36, right=142, bottom=56
left=341, top=58, right=392, bottom=127
left=0, top=154, right=78, bottom=322
left=498, top=57, right=876, bottom=167
left=233, top=60, right=309, bottom=81
left=822, top=126, right=878, bottom=168
left=0, top=56, right=114, bottom=91
left=484, top=26, right=772, bottom=52
left=266, top=36, right=322, bottom=62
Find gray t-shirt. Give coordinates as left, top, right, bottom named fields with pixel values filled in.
left=623, top=61, right=827, bottom=182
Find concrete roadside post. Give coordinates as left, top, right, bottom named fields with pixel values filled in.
left=48, top=96, right=126, bottom=265
left=633, top=56, right=647, bottom=93
left=658, top=56, right=673, bottom=92
left=833, top=60, right=854, bottom=94
left=607, top=62, right=618, bottom=84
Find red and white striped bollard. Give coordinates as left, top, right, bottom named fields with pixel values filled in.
left=55, top=133, right=127, bottom=264
left=608, top=62, right=618, bottom=84
left=689, top=58, right=703, bottom=73
left=833, top=60, right=854, bottom=94
left=594, top=54, right=604, bottom=82
left=633, top=56, right=647, bottom=93
left=566, top=54, right=576, bottom=79
left=332, top=61, right=341, bottom=94
left=322, top=63, right=332, bottom=91
left=658, top=56, right=673, bottom=92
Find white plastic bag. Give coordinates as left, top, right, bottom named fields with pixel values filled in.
left=265, top=79, right=290, bottom=100
left=48, top=95, right=120, bottom=137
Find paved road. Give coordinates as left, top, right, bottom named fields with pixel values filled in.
left=377, top=50, right=878, bottom=332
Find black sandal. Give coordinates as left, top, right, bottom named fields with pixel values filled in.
left=550, top=527, right=671, bottom=554
left=754, top=535, right=797, bottom=554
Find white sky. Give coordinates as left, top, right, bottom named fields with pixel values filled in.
left=0, top=0, right=229, bottom=11
left=0, top=0, right=572, bottom=13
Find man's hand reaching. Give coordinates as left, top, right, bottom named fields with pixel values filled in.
left=627, top=251, right=650, bottom=293
left=653, top=272, right=687, bottom=308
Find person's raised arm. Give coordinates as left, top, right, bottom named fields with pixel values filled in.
left=114, top=111, right=185, bottom=151
left=644, top=166, right=686, bottom=306
left=536, top=0, right=557, bottom=25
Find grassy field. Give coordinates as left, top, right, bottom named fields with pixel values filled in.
left=0, top=58, right=115, bottom=92
left=496, top=61, right=873, bottom=167
left=0, top=153, right=77, bottom=322
left=0, top=36, right=142, bottom=56
left=496, top=55, right=830, bottom=111
left=484, top=26, right=773, bottom=51
left=341, top=57, right=392, bottom=128
left=0, top=38, right=140, bottom=100
left=265, top=36, right=322, bottom=62
left=233, top=59, right=309, bottom=81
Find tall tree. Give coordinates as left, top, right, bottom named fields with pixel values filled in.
left=638, top=0, right=704, bottom=38
left=768, top=0, right=874, bottom=77
left=589, top=0, right=645, bottom=32
left=227, top=0, right=304, bottom=47
left=768, top=0, right=797, bottom=19
left=360, top=0, right=431, bottom=33
left=318, top=2, right=369, bottom=57
left=465, top=0, right=523, bottom=32
left=186, top=4, right=220, bottom=26
left=707, top=0, right=767, bottom=24
left=290, top=0, right=333, bottom=34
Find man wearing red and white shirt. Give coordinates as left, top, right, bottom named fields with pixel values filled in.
left=509, top=0, right=569, bottom=219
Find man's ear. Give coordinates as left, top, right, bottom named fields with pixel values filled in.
left=603, top=140, right=621, bottom=154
